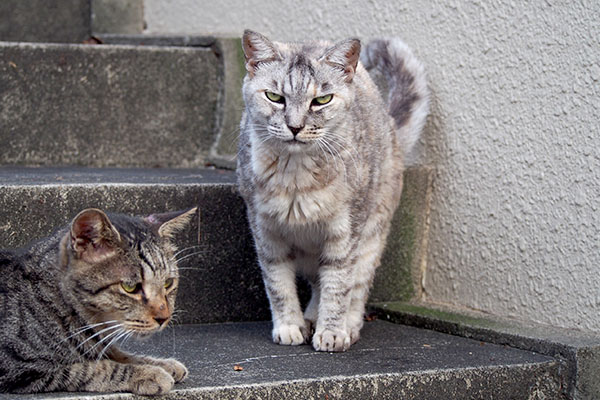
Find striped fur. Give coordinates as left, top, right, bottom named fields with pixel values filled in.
left=238, top=31, right=429, bottom=352
left=0, top=208, right=196, bottom=394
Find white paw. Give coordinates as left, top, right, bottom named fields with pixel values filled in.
left=347, top=318, right=364, bottom=345
left=312, top=328, right=351, bottom=352
left=349, top=326, right=361, bottom=345
left=272, top=323, right=309, bottom=345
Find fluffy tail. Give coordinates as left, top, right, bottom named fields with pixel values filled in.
left=361, top=39, right=429, bottom=158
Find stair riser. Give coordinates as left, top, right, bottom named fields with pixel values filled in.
left=0, top=42, right=221, bottom=168
left=0, top=0, right=90, bottom=43
left=0, top=166, right=432, bottom=323
left=166, top=365, right=562, bottom=400
left=0, top=182, right=270, bottom=324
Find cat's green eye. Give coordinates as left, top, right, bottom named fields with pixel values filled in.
left=164, top=278, right=174, bottom=289
left=313, top=94, right=333, bottom=106
left=121, top=282, right=141, bottom=294
left=265, top=91, right=284, bottom=103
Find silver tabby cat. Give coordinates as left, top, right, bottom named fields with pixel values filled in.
left=0, top=207, right=196, bottom=394
left=237, top=30, right=429, bottom=352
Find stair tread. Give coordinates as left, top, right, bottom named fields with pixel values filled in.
left=0, top=320, right=560, bottom=399
left=0, top=166, right=236, bottom=186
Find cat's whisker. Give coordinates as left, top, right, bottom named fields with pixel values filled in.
left=82, top=326, right=124, bottom=358
left=171, top=309, right=188, bottom=319
left=170, top=245, right=206, bottom=261
left=319, top=137, right=348, bottom=184
left=173, top=251, right=207, bottom=264
left=171, top=321, right=176, bottom=355
left=76, top=323, right=122, bottom=351
left=62, top=320, right=119, bottom=344
left=313, top=139, right=331, bottom=180
left=326, top=130, right=361, bottom=161
left=316, top=138, right=337, bottom=183
left=120, top=331, right=135, bottom=349
left=322, top=132, right=360, bottom=179
left=96, top=329, right=130, bottom=361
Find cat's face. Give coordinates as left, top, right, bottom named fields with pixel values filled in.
left=60, top=208, right=196, bottom=337
left=242, top=31, right=361, bottom=154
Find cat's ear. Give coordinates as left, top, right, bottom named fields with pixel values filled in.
left=70, top=209, right=121, bottom=263
left=145, top=207, right=198, bottom=239
left=320, top=38, right=362, bottom=82
left=242, top=30, right=282, bottom=76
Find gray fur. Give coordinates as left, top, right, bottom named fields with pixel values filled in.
left=237, top=30, right=429, bottom=352
left=0, top=208, right=196, bottom=394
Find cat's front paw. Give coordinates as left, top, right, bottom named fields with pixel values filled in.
left=130, top=365, right=174, bottom=395
left=349, top=326, right=361, bottom=345
left=312, top=328, right=351, bottom=352
left=154, top=358, right=188, bottom=383
left=272, top=323, right=309, bottom=346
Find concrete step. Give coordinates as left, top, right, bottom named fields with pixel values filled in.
left=0, top=40, right=222, bottom=168
left=0, top=320, right=563, bottom=399
left=0, top=166, right=270, bottom=324
left=0, top=0, right=91, bottom=43
left=370, top=301, right=600, bottom=399
left=0, top=165, right=433, bottom=324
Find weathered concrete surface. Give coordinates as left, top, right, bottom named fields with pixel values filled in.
left=91, top=0, right=144, bottom=35
left=0, top=166, right=432, bottom=322
left=370, top=301, right=600, bottom=399
left=98, top=35, right=216, bottom=48
left=0, top=167, right=269, bottom=324
left=0, top=0, right=90, bottom=43
left=97, top=35, right=246, bottom=170
left=0, top=320, right=562, bottom=399
left=208, top=38, right=246, bottom=169
left=0, top=42, right=220, bottom=167
left=371, top=166, right=434, bottom=302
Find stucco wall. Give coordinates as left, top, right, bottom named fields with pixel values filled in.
left=144, top=1, right=600, bottom=332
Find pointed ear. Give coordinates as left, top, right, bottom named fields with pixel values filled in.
left=242, top=29, right=282, bottom=76
left=320, top=38, right=361, bottom=82
left=145, top=207, right=197, bottom=239
left=70, top=209, right=121, bottom=263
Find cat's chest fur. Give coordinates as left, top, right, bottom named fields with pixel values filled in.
left=250, top=146, right=346, bottom=226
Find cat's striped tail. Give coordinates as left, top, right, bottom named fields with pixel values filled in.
left=361, top=38, right=429, bottom=158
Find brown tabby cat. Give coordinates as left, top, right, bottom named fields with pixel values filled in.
left=0, top=207, right=196, bottom=394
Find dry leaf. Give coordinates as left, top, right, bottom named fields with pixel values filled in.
left=82, top=36, right=103, bottom=45
left=364, top=312, right=377, bottom=322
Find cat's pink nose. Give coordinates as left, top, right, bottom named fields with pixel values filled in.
left=150, top=301, right=170, bottom=326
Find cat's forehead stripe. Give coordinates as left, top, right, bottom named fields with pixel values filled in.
left=284, top=53, right=315, bottom=96
left=138, top=243, right=157, bottom=273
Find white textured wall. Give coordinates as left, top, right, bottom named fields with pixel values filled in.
left=144, top=1, right=600, bottom=332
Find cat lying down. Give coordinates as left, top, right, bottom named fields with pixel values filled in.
left=0, top=207, right=196, bottom=395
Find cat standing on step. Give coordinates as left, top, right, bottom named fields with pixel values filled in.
left=0, top=207, right=196, bottom=394
left=237, top=30, right=429, bottom=352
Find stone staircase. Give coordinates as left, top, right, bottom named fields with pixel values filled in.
left=0, top=1, right=594, bottom=399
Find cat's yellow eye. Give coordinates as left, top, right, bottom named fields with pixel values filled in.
left=164, top=278, right=174, bottom=289
left=121, top=282, right=140, bottom=294
left=265, top=91, right=284, bottom=103
left=313, top=94, right=333, bottom=106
